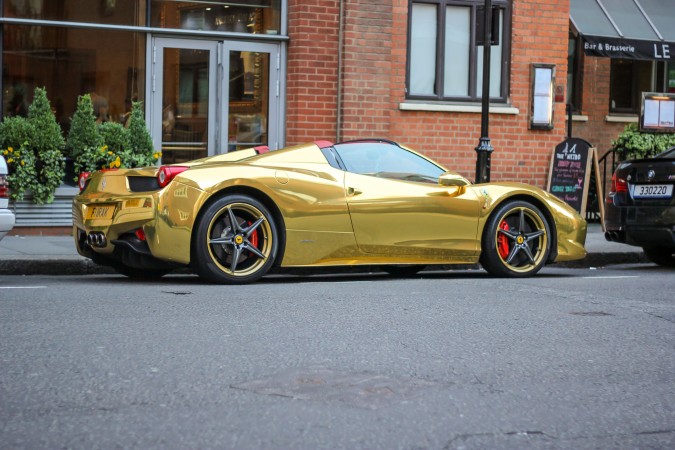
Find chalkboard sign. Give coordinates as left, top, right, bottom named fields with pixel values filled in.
left=547, top=138, right=596, bottom=216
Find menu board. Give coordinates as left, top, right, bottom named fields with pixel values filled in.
left=641, top=93, right=675, bottom=132
left=547, top=138, right=593, bottom=215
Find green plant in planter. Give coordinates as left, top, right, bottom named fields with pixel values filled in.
left=611, top=122, right=675, bottom=160
left=127, top=101, right=160, bottom=167
left=67, top=94, right=104, bottom=176
left=98, top=121, right=129, bottom=169
left=0, top=117, right=37, bottom=202
left=27, top=87, right=66, bottom=204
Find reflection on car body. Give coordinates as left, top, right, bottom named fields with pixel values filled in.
left=73, top=139, right=587, bottom=283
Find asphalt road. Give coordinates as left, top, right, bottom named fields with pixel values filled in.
left=1, top=264, right=673, bottom=449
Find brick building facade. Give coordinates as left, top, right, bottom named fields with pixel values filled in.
left=287, top=0, right=571, bottom=188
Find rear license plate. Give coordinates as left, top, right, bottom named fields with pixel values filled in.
left=85, top=204, right=115, bottom=220
left=124, top=199, right=142, bottom=208
left=631, top=184, right=673, bottom=199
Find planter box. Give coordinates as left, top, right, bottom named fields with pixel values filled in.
left=11, top=185, right=78, bottom=227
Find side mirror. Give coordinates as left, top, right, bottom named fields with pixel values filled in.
left=439, top=172, right=471, bottom=187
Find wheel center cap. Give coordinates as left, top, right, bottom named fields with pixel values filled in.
left=517, top=235, right=525, bottom=245
left=235, top=235, right=244, bottom=245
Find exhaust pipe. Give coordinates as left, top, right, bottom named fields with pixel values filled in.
left=86, top=232, right=107, bottom=248
left=604, top=231, right=625, bottom=243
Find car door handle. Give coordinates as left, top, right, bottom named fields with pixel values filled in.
left=347, top=187, right=363, bottom=196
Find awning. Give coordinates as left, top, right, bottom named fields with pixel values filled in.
left=570, top=0, right=675, bottom=60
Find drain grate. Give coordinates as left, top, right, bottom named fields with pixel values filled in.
left=231, top=366, right=439, bottom=410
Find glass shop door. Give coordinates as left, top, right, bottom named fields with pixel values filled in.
left=151, top=38, right=218, bottom=164
left=220, top=42, right=280, bottom=152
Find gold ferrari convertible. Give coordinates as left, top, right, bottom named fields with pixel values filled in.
left=72, top=139, right=587, bottom=283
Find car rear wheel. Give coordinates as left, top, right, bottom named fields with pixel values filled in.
left=480, top=200, right=551, bottom=277
left=192, top=194, right=278, bottom=284
left=642, top=247, right=675, bottom=267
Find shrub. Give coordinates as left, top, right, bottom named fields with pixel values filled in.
left=68, top=94, right=104, bottom=176
left=611, top=122, right=675, bottom=160
left=68, top=99, right=159, bottom=173
left=98, top=121, right=129, bottom=169
left=127, top=101, right=160, bottom=167
left=0, top=87, right=66, bottom=204
left=27, top=87, right=66, bottom=204
left=0, top=117, right=37, bottom=202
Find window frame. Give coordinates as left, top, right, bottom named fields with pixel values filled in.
left=608, top=59, right=666, bottom=115
left=405, top=0, right=512, bottom=103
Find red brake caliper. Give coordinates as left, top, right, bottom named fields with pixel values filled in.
left=248, top=221, right=259, bottom=248
left=497, top=220, right=510, bottom=259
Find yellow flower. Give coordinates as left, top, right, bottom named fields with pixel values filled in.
left=8, top=147, right=13, bottom=153
left=7, top=158, right=13, bottom=164
left=2, top=150, right=7, bottom=155
left=108, top=151, right=113, bottom=155
left=20, top=161, right=25, bottom=166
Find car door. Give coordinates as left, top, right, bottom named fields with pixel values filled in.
left=334, top=142, right=481, bottom=258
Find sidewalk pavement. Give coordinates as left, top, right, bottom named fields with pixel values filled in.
left=0, top=224, right=648, bottom=276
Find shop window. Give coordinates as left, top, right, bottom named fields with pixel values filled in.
left=609, top=59, right=670, bottom=115
left=151, top=0, right=281, bottom=35
left=2, top=25, right=145, bottom=132
left=3, top=0, right=146, bottom=26
left=407, top=0, right=511, bottom=102
left=567, top=33, right=583, bottom=113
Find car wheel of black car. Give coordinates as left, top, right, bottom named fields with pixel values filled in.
left=642, top=247, right=675, bottom=267
left=480, top=200, right=551, bottom=277
left=193, top=194, right=278, bottom=284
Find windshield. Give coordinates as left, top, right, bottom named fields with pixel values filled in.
left=333, top=142, right=445, bottom=184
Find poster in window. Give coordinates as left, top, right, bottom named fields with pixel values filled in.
left=529, top=64, right=555, bottom=130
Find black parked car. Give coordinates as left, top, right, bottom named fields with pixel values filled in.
left=605, top=147, right=675, bottom=266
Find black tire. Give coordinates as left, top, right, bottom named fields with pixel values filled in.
left=480, top=200, right=551, bottom=277
left=642, top=247, right=675, bottom=267
left=382, top=265, right=425, bottom=277
left=192, top=194, right=278, bottom=284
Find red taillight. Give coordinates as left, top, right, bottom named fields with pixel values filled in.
left=157, top=165, right=189, bottom=188
left=610, top=173, right=628, bottom=194
left=78, top=172, right=91, bottom=192
left=0, top=174, right=8, bottom=198
left=135, top=228, right=146, bottom=241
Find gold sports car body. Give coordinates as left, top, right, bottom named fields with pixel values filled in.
left=73, top=139, right=587, bottom=283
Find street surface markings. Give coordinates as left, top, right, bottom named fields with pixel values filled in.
left=582, top=276, right=640, bottom=279
left=0, top=286, right=47, bottom=289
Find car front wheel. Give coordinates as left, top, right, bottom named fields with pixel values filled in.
left=480, top=200, right=551, bottom=277
left=192, top=194, right=278, bottom=284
